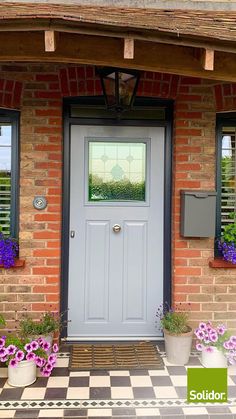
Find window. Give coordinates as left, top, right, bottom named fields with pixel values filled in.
left=0, top=111, right=19, bottom=237
left=216, top=118, right=236, bottom=239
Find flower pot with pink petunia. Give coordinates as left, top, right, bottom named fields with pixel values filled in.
left=195, top=321, right=236, bottom=368
left=0, top=335, right=59, bottom=386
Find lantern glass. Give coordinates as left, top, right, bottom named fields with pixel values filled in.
left=98, top=68, right=139, bottom=113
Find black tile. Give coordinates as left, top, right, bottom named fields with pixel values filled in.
left=14, top=409, right=40, bottom=418
left=186, top=357, right=202, bottom=366
left=110, top=376, right=131, bottom=387
left=129, top=370, right=149, bottom=376
left=207, top=406, right=231, bottom=413
left=175, top=386, right=187, bottom=398
left=150, top=376, right=172, bottom=386
left=69, top=377, right=89, bottom=387
left=185, top=416, right=208, bottom=419
left=90, top=370, right=109, bottom=376
left=166, top=366, right=186, bottom=375
left=132, top=387, right=155, bottom=398
left=160, top=416, right=185, bottom=419
left=44, top=387, right=67, bottom=399
left=112, top=407, right=136, bottom=415
left=0, top=388, right=23, bottom=400
left=51, top=367, right=69, bottom=376
left=30, top=377, right=49, bottom=387
left=228, top=386, right=236, bottom=398
left=209, top=416, right=233, bottom=419
left=159, top=407, right=183, bottom=415
left=135, top=417, right=160, bottom=419
left=0, top=378, right=7, bottom=388
left=64, top=409, right=88, bottom=417
left=230, top=375, right=236, bottom=384
left=89, top=386, right=111, bottom=399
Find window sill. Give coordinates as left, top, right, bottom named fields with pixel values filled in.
left=0, top=259, right=25, bottom=269
left=209, top=258, right=236, bottom=268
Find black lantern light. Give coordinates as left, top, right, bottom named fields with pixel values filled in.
left=97, top=67, right=140, bottom=115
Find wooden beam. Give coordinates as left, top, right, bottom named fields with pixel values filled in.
left=44, top=30, right=56, bottom=52
left=202, top=48, right=214, bottom=71
left=1, top=31, right=236, bottom=82
left=124, top=38, right=134, bottom=59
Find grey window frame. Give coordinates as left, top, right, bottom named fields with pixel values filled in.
left=0, top=109, right=20, bottom=238
left=216, top=114, right=236, bottom=243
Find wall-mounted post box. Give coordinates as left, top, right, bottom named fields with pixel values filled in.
left=180, top=190, right=217, bottom=238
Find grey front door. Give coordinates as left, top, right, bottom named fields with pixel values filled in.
left=68, top=125, right=164, bottom=340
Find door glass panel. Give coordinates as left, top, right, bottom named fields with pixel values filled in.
left=0, top=125, right=12, bottom=235
left=88, top=141, right=146, bottom=201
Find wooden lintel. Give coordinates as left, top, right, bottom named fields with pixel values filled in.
left=44, top=30, right=56, bottom=52
left=202, top=48, right=214, bottom=71
left=124, top=38, right=134, bottom=59
left=1, top=32, right=236, bottom=83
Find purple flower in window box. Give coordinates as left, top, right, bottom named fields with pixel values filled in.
left=0, top=233, right=18, bottom=269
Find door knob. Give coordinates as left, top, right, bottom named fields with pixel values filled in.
left=113, top=224, right=121, bottom=233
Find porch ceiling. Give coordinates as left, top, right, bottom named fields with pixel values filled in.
left=1, top=3, right=236, bottom=81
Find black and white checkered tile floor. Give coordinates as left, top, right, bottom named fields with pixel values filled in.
left=0, top=347, right=235, bottom=418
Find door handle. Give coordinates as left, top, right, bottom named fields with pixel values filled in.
left=112, top=224, right=121, bottom=233
left=70, top=230, right=75, bottom=238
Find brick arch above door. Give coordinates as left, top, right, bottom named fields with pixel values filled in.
left=59, top=65, right=180, bottom=100
left=0, top=78, right=22, bottom=109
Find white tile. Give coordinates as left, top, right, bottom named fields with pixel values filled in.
left=170, top=375, right=187, bottom=386
left=130, top=376, right=152, bottom=387
left=228, top=364, right=236, bottom=376
left=148, top=369, right=168, bottom=376
left=67, top=387, right=89, bottom=399
left=39, top=410, right=64, bottom=418
left=55, top=358, right=69, bottom=368
left=47, top=376, right=69, bottom=388
left=87, top=409, right=112, bottom=417
left=228, top=376, right=235, bottom=385
left=70, top=371, right=90, bottom=377
left=89, top=375, right=110, bottom=387
left=183, top=407, right=208, bottom=415
left=0, top=411, right=16, bottom=418
left=154, top=386, right=178, bottom=398
left=22, top=387, right=46, bottom=400
left=230, top=406, right=236, bottom=413
left=109, top=370, right=130, bottom=376
left=111, top=386, right=134, bottom=399
left=136, top=408, right=160, bottom=416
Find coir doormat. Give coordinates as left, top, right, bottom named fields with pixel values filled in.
left=69, top=342, right=164, bottom=370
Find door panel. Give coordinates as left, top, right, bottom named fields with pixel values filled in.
left=68, top=125, right=164, bottom=339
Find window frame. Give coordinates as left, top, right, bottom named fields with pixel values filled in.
left=0, top=109, right=20, bottom=238
left=216, top=113, right=236, bottom=243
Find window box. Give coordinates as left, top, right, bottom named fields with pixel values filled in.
left=0, top=259, right=25, bottom=269
left=209, top=258, right=236, bottom=268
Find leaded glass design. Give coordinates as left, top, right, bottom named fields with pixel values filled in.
left=88, top=141, right=146, bottom=201
left=0, top=125, right=12, bottom=234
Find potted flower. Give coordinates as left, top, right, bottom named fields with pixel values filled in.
left=217, top=214, right=236, bottom=264
left=0, top=232, right=18, bottom=268
left=20, top=311, right=64, bottom=346
left=0, top=335, right=59, bottom=387
left=195, top=321, right=236, bottom=367
left=156, top=302, right=193, bottom=365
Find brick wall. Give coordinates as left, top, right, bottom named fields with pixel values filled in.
left=0, top=64, right=235, bottom=333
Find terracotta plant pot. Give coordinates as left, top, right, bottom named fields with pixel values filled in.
left=164, top=328, right=193, bottom=365
left=8, top=360, right=36, bottom=387
left=201, top=347, right=227, bottom=368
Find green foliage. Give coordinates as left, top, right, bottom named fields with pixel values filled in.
left=221, top=213, right=236, bottom=244
left=160, top=311, right=190, bottom=335
left=0, top=314, right=6, bottom=327
left=20, top=312, right=62, bottom=337
left=89, top=175, right=145, bottom=201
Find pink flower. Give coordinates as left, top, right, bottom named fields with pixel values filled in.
left=30, top=341, right=39, bottom=351
left=206, top=346, right=214, bottom=353
left=26, top=352, right=35, bottom=361
left=52, top=343, right=59, bottom=353
left=196, top=343, right=204, bottom=351
left=48, top=354, right=57, bottom=365
left=9, top=358, right=18, bottom=367
left=44, top=362, right=53, bottom=372
left=209, top=333, right=218, bottom=343
left=199, top=322, right=206, bottom=330
left=0, top=356, right=7, bottom=363
left=15, top=350, right=24, bottom=362
left=43, top=341, right=50, bottom=352
left=40, top=368, right=51, bottom=377
left=0, top=348, right=7, bottom=358
left=24, top=343, right=32, bottom=352
left=195, top=329, right=205, bottom=340
left=224, top=341, right=230, bottom=350
left=0, top=338, right=5, bottom=348
left=35, top=356, right=44, bottom=367
left=230, top=336, right=236, bottom=346
left=6, top=345, right=17, bottom=356
left=217, top=324, right=226, bottom=335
